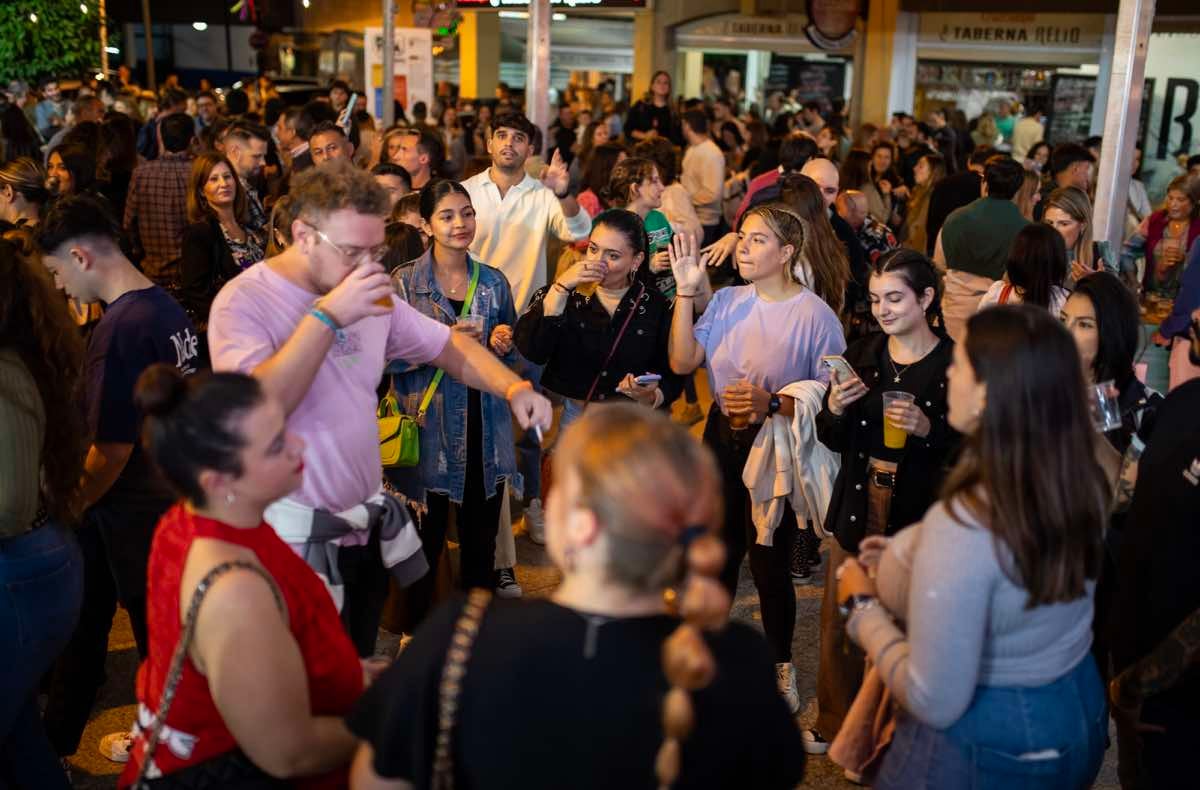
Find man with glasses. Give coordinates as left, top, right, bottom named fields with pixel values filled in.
left=207, top=162, right=551, bottom=655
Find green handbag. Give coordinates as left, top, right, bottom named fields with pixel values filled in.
left=379, top=260, right=481, bottom=468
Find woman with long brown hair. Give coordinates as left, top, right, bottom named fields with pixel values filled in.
left=347, top=405, right=805, bottom=789
left=836, top=305, right=1109, bottom=787
left=777, top=173, right=851, bottom=317
left=0, top=232, right=87, bottom=789
left=902, top=152, right=945, bottom=252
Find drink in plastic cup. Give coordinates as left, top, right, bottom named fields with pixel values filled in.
left=375, top=295, right=393, bottom=308
left=457, top=313, right=485, bottom=339
left=1090, top=379, right=1122, bottom=433
left=882, top=390, right=916, bottom=449
left=728, top=411, right=751, bottom=430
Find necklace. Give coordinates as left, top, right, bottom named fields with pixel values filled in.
left=888, top=338, right=938, bottom=383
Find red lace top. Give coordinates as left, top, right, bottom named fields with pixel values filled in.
left=119, top=504, right=362, bottom=789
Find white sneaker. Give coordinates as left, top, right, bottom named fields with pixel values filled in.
left=525, top=498, right=546, bottom=545
left=494, top=567, right=523, bottom=599
left=99, top=730, right=134, bottom=763
left=802, top=728, right=830, bottom=754
left=775, top=662, right=800, bottom=714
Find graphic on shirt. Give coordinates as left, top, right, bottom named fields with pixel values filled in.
left=332, top=330, right=364, bottom=361
left=170, top=327, right=201, bottom=374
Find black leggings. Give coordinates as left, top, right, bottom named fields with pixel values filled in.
left=703, top=405, right=798, bottom=665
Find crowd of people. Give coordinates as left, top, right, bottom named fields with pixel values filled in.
left=1, top=65, right=1198, bottom=790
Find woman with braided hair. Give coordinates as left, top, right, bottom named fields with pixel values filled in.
left=669, top=203, right=847, bottom=713
left=346, top=404, right=804, bottom=789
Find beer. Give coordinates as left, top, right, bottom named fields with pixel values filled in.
left=728, top=412, right=751, bottom=430
left=881, top=391, right=916, bottom=449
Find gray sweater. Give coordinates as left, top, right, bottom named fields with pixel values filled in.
left=847, top=499, right=1095, bottom=729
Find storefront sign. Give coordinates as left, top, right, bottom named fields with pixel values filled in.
left=806, top=0, right=861, bottom=51
left=919, top=13, right=1105, bottom=51
left=676, top=13, right=851, bottom=54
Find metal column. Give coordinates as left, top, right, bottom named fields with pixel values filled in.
left=527, top=0, right=551, bottom=148
left=1093, top=0, right=1156, bottom=246
left=382, top=0, right=395, bottom=127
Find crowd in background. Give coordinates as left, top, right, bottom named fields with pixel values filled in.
left=1, top=62, right=1199, bottom=790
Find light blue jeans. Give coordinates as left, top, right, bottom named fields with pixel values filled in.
left=876, top=655, right=1107, bottom=790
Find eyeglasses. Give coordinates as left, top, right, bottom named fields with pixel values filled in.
left=304, top=222, right=387, bottom=267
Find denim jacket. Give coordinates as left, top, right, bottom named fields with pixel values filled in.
left=385, top=249, right=520, bottom=505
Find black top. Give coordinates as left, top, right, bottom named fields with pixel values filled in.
left=925, top=170, right=983, bottom=257
left=347, top=597, right=805, bottom=790
left=179, top=218, right=243, bottom=331
left=828, top=210, right=873, bottom=340
left=86, top=286, right=200, bottom=505
left=815, top=333, right=960, bottom=551
left=1113, top=378, right=1200, bottom=720
left=625, top=100, right=681, bottom=146
left=515, top=282, right=682, bottom=407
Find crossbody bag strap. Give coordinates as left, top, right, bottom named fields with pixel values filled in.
left=583, top=282, right=647, bottom=406
left=431, top=588, right=492, bottom=790
left=133, top=560, right=286, bottom=789
left=418, top=260, right=482, bottom=419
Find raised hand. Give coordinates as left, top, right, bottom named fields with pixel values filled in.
left=541, top=148, right=570, bottom=197
left=669, top=232, right=706, bottom=294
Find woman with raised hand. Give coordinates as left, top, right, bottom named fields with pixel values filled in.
left=836, top=305, right=1109, bottom=788
left=516, top=208, right=681, bottom=430
left=347, top=405, right=805, bottom=790
left=118, top=365, right=366, bottom=788
left=668, top=204, right=846, bottom=713
left=388, top=179, right=519, bottom=626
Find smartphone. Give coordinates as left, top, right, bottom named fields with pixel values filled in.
left=820, top=355, right=857, bottom=382
left=634, top=373, right=663, bottom=386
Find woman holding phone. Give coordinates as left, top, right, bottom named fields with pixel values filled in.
left=388, top=179, right=520, bottom=628
left=804, top=248, right=959, bottom=755
left=515, top=208, right=680, bottom=430
left=668, top=204, right=846, bottom=713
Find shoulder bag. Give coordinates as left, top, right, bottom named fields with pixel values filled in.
left=380, top=260, right=481, bottom=468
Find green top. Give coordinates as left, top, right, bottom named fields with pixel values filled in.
left=0, top=350, right=45, bottom=537
left=941, top=197, right=1029, bottom=281
left=643, top=209, right=677, bottom=298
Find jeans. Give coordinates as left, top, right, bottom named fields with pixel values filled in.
left=511, top=354, right=545, bottom=502
left=43, top=498, right=167, bottom=756
left=0, top=523, right=83, bottom=789
left=876, top=656, right=1108, bottom=790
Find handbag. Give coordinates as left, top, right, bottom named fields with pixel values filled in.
left=131, top=560, right=287, bottom=790
left=431, top=588, right=492, bottom=790
left=379, top=260, right=481, bottom=468
left=539, top=282, right=646, bottom=501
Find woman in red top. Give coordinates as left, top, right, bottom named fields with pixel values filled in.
left=118, top=364, right=367, bottom=788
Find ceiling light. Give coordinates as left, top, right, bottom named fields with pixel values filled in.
left=81, top=3, right=89, bottom=13
left=302, top=0, right=311, bottom=7
left=193, top=22, right=208, bottom=31
left=29, top=12, right=38, bottom=23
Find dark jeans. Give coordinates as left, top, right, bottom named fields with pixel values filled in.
left=406, top=476, right=503, bottom=629
left=511, top=354, right=545, bottom=504
left=336, top=524, right=391, bottom=658
left=877, top=656, right=1107, bottom=790
left=703, top=405, right=798, bottom=665
left=0, top=523, right=83, bottom=789
left=43, top=498, right=166, bottom=756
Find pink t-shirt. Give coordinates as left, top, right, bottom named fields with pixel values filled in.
left=208, top=263, right=450, bottom=512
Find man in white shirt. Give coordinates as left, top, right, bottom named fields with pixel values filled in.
left=462, top=112, right=591, bottom=313
left=680, top=109, right=726, bottom=246
left=1011, top=102, right=1046, bottom=162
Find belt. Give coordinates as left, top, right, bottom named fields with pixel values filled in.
left=869, top=470, right=896, bottom=489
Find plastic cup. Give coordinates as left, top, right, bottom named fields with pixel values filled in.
left=457, top=313, right=485, bottom=339
left=375, top=295, right=393, bottom=308
left=882, top=391, right=916, bottom=449
left=1089, top=380, right=1122, bottom=433
left=728, top=411, right=751, bottom=431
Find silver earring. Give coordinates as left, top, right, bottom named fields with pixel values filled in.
left=225, top=492, right=236, bottom=505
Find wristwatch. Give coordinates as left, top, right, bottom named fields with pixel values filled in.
left=766, top=394, right=782, bottom=417
left=838, top=594, right=878, bottom=619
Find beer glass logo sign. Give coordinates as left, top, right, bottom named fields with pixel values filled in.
left=805, top=0, right=861, bottom=50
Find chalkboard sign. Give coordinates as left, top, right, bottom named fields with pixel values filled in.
left=765, top=56, right=847, bottom=112
left=1047, top=73, right=1096, bottom=146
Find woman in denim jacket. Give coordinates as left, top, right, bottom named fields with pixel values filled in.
left=387, top=179, right=519, bottom=627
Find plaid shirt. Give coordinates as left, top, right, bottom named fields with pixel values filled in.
left=124, top=152, right=193, bottom=283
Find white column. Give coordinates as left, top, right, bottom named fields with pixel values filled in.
left=382, top=0, right=395, bottom=127
left=888, top=11, right=919, bottom=115
left=1093, top=0, right=1156, bottom=245
left=1092, top=15, right=1118, bottom=136
left=527, top=0, right=552, bottom=140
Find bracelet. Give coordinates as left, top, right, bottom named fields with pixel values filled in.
left=551, top=282, right=571, bottom=295
left=309, top=307, right=345, bottom=342
left=505, top=380, right=533, bottom=402
left=676, top=291, right=700, bottom=298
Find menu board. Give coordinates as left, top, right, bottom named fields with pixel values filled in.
left=1047, top=73, right=1096, bottom=146
left=765, top=56, right=847, bottom=112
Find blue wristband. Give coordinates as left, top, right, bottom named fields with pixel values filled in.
left=309, top=307, right=345, bottom=342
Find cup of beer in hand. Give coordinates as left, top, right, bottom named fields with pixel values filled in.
left=882, top=391, right=916, bottom=449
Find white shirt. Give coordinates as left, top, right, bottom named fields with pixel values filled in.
left=463, top=168, right=592, bottom=312
left=977, top=280, right=1069, bottom=316
left=681, top=138, right=726, bottom=227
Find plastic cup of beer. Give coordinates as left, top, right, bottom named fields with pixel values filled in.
left=882, top=391, right=916, bottom=449
left=375, top=295, right=393, bottom=308
left=728, top=411, right=751, bottom=431
left=457, top=313, right=485, bottom=340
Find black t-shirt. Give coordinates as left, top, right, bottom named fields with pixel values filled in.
left=866, top=340, right=951, bottom=462
left=1115, top=378, right=1200, bottom=718
left=625, top=101, right=681, bottom=145
left=86, top=285, right=201, bottom=504
left=348, top=598, right=805, bottom=790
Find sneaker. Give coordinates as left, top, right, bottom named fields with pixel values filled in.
left=676, top=401, right=704, bottom=426
left=99, top=730, right=134, bottom=763
left=801, top=728, right=830, bottom=755
left=494, top=567, right=523, bottom=599
left=525, top=498, right=546, bottom=545
left=775, top=662, right=800, bottom=714
left=802, top=528, right=822, bottom=570
left=790, top=537, right=813, bottom=584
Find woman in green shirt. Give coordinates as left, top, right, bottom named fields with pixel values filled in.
left=606, top=156, right=677, bottom=297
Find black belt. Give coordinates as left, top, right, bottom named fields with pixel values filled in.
left=869, top=470, right=896, bottom=489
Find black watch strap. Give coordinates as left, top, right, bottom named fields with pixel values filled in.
left=767, top=394, right=782, bottom=416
